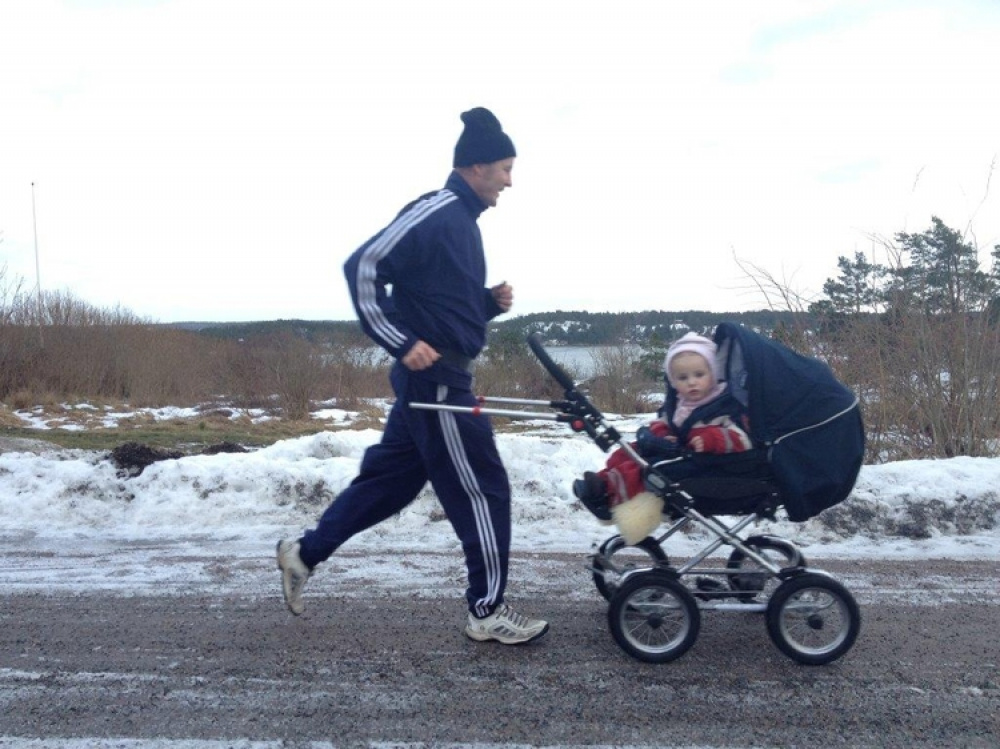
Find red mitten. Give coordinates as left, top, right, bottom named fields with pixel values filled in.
left=687, top=425, right=750, bottom=454
left=647, top=420, right=673, bottom=439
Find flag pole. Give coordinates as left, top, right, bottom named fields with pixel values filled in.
left=31, top=182, right=44, bottom=347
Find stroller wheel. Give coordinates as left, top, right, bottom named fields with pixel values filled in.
left=766, top=572, right=861, bottom=665
left=607, top=570, right=700, bottom=664
left=726, top=535, right=805, bottom=603
left=592, top=535, right=668, bottom=602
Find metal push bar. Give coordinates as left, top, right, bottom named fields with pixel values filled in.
left=409, top=394, right=580, bottom=424
left=409, top=332, right=634, bottom=455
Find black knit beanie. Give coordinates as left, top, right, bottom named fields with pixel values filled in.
left=453, top=107, right=516, bottom=167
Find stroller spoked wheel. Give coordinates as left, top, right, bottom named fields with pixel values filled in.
left=765, top=572, right=861, bottom=665
left=592, top=535, right=668, bottom=602
left=607, top=570, right=700, bottom=664
left=726, top=535, right=805, bottom=603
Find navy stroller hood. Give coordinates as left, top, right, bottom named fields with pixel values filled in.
left=666, top=323, right=865, bottom=522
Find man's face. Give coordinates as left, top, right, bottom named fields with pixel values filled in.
left=470, top=158, right=514, bottom=207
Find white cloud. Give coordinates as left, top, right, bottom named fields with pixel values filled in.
left=2, top=0, right=998, bottom=321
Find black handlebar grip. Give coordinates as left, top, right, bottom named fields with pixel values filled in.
left=526, top=332, right=576, bottom=391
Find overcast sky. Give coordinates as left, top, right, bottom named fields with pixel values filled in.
left=2, top=0, right=999, bottom=323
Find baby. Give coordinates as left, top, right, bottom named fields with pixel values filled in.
left=574, top=332, right=752, bottom=543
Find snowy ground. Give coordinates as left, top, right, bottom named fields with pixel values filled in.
left=2, top=399, right=999, bottom=600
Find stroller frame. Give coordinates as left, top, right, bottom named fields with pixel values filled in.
left=412, top=332, right=861, bottom=665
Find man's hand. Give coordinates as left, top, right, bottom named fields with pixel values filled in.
left=402, top=340, right=440, bottom=371
left=491, top=281, right=514, bottom=312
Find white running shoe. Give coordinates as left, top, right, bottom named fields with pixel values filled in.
left=276, top=539, right=311, bottom=616
left=465, top=603, right=549, bottom=645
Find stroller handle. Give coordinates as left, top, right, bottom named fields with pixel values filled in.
left=526, top=332, right=576, bottom=391
left=525, top=332, right=634, bottom=455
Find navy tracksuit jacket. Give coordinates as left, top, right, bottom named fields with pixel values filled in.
left=298, top=171, right=511, bottom=617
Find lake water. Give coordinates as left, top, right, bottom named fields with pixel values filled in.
left=360, top=344, right=643, bottom=378
left=543, top=345, right=603, bottom=376
left=543, top=344, right=645, bottom=377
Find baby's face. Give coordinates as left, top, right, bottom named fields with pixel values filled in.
left=669, top=352, right=715, bottom=400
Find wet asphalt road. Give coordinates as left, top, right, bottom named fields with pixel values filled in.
left=1, top=555, right=998, bottom=748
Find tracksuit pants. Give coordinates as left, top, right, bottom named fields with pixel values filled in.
left=298, top=362, right=511, bottom=617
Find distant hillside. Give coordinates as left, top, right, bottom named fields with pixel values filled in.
left=491, top=309, right=804, bottom=345
left=170, top=319, right=364, bottom=344
left=169, top=310, right=806, bottom=346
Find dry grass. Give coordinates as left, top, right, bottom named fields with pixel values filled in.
left=0, top=394, right=396, bottom=453
left=0, top=406, right=25, bottom=429
left=2, top=411, right=333, bottom=453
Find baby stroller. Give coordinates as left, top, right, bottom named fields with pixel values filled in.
left=414, top=324, right=864, bottom=665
